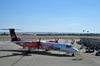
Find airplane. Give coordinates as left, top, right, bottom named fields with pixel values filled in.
left=2, top=29, right=79, bottom=56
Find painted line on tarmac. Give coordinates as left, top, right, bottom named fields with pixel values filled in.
left=11, top=51, right=28, bottom=66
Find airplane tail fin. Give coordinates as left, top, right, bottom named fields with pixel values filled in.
left=2, top=29, right=20, bottom=41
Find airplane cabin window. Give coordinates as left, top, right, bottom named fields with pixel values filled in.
left=66, top=45, right=72, bottom=48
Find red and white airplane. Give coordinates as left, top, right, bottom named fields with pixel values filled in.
left=2, top=29, right=79, bottom=56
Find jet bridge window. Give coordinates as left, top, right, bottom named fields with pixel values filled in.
left=66, top=45, right=72, bottom=48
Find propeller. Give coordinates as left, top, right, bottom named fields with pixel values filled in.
left=37, top=38, right=41, bottom=50
left=55, top=38, right=59, bottom=43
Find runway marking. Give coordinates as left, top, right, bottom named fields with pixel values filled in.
left=91, top=59, right=100, bottom=66
left=11, top=51, right=28, bottom=66
left=25, top=54, right=38, bottom=66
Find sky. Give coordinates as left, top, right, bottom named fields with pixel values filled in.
left=0, top=0, right=100, bottom=33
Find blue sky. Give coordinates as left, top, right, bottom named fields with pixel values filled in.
left=0, top=0, right=100, bottom=33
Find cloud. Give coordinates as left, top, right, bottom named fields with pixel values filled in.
left=67, top=23, right=80, bottom=28
left=47, top=23, right=80, bottom=28
left=0, top=23, right=80, bottom=32
left=15, top=23, right=80, bottom=29
left=0, top=24, right=21, bottom=30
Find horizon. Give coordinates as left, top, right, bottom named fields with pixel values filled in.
left=0, top=32, right=100, bottom=34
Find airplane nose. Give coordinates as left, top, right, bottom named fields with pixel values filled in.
left=73, top=48, right=79, bottom=53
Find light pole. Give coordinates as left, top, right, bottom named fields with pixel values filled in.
left=87, top=31, right=89, bottom=38
left=83, top=30, right=85, bottom=37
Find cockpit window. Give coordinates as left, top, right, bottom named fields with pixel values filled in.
left=66, top=45, right=72, bottom=48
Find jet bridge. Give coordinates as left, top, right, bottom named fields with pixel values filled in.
left=80, top=38, right=100, bottom=55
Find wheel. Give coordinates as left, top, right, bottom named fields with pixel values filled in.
left=27, top=50, right=31, bottom=53
left=72, top=53, right=74, bottom=56
left=96, top=52, right=98, bottom=56
left=23, top=46, right=25, bottom=49
left=45, top=49, right=48, bottom=51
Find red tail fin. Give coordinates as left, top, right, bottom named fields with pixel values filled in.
left=2, top=29, right=20, bottom=41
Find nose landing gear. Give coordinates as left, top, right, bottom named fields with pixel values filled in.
left=72, top=53, right=74, bottom=56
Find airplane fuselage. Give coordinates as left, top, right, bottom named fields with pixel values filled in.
left=14, top=38, right=79, bottom=54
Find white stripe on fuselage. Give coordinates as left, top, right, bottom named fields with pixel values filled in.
left=19, top=39, right=79, bottom=53
left=42, top=42, right=79, bottom=53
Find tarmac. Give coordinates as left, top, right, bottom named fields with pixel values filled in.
left=0, top=39, right=100, bottom=66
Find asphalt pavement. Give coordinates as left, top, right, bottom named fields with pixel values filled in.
left=0, top=39, right=100, bottom=66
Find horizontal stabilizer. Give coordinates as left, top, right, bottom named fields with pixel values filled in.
left=1, top=29, right=20, bottom=30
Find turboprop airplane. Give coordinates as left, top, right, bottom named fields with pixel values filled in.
left=2, top=29, right=79, bottom=56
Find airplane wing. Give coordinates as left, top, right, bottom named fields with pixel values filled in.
left=3, top=39, right=59, bottom=43
left=3, top=40, right=55, bottom=43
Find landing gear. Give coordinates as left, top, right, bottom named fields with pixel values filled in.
left=85, top=47, right=90, bottom=52
left=27, top=48, right=31, bottom=53
left=95, top=50, right=100, bottom=56
left=96, top=52, right=98, bottom=56
left=72, top=53, right=75, bottom=56
left=85, top=48, right=94, bottom=52
left=45, top=49, right=48, bottom=51
left=27, top=50, right=31, bottom=53
left=23, top=46, right=25, bottom=49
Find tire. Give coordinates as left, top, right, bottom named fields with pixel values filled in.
left=45, top=49, right=48, bottom=51
left=96, top=52, right=98, bottom=56
left=72, top=53, right=74, bottom=56
left=23, top=46, right=25, bottom=49
left=27, top=50, right=30, bottom=53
